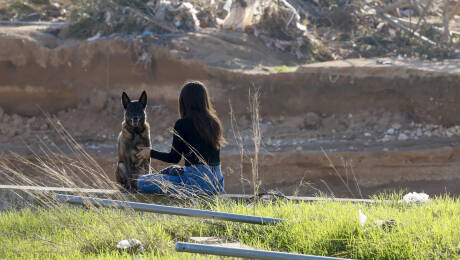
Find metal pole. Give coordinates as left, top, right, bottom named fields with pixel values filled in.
left=220, top=194, right=376, bottom=203
left=175, top=242, right=350, bottom=260
left=55, top=194, right=284, bottom=225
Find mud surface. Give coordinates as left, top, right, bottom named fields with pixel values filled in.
left=1, top=25, right=460, bottom=197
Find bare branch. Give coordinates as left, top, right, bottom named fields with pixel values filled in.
left=448, top=1, right=460, bottom=22
left=442, top=0, right=450, bottom=43
left=377, top=12, right=436, bottom=45
left=380, top=0, right=410, bottom=14
left=413, top=0, right=434, bottom=34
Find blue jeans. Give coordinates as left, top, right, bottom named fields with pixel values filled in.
left=137, top=164, right=224, bottom=196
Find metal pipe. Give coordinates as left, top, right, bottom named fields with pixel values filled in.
left=175, top=242, right=349, bottom=260
left=220, top=194, right=376, bottom=203
left=55, top=194, right=284, bottom=225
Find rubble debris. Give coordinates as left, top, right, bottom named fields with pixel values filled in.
left=222, top=0, right=257, bottom=31
left=167, top=2, right=200, bottom=31
left=6, top=0, right=68, bottom=22
left=116, top=238, right=144, bottom=254
left=252, top=0, right=329, bottom=60
left=197, top=9, right=218, bottom=28
left=376, top=219, right=397, bottom=231
left=3, top=0, right=460, bottom=64
left=403, top=192, right=430, bottom=204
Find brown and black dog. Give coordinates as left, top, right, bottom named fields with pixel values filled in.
left=116, top=91, right=151, bottom=191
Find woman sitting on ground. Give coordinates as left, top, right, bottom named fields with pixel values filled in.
left=136, top=81, right=226, bottom=195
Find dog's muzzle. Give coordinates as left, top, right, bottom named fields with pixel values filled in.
left=131, top=118, right=140, bottom=127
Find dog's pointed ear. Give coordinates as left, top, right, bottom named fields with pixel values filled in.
left=122, top=92, right=130, bottom=109
left=139, top=91, right=147, bottom=108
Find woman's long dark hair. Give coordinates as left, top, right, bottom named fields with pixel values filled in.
left=179, top=81, right=226, bottom=150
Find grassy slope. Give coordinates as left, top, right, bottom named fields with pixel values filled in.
left=1, top=196, right=459, bottom=259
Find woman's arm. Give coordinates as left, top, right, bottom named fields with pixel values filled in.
left=138, top=120, right=185, bottom=164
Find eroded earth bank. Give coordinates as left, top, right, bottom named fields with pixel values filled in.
left=1, top=26, right=460, bottom=197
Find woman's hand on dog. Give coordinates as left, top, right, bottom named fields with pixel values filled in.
left=136, top=146, right=151, bottom=160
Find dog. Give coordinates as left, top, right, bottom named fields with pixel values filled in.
left=116, top=91, right=151, bottom=191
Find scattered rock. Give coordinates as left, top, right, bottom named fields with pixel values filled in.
left=398, top=133, right=408, bottom=141
left=304, top=112, right=321, bottom=129
left=382, top=135, right=392, bottom=142
left=386, top=128, right=395, bottom=135
left=403, top=192, right=429, bottom=204
left=116, top=238, right=144, bottom=254
left=391, top=123, right=401, bottom=130
left=11, top=114, right=23, bottom=127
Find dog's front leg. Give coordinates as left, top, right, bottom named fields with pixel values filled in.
left=143, top=137, right=151, bottom=175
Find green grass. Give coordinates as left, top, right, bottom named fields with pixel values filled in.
left=1, top=196, right=459, bottom=259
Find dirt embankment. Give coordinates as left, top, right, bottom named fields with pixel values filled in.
left=1, top=28, right=460, bottom=197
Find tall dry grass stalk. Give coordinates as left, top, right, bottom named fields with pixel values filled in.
left=229, top=102, right=247, bottom=194
left=249, top=88, right=261, bottom=198
left=227, top=87, right=263, bottom=198
left=321, top=148, right=363, bottom=199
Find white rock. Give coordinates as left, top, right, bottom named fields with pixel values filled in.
left=446, top=131, right=454, bottom=138
left=398, top=133, right=408, bottom=141
left=386, top=128, right=395, bottom=135
left=117, top=238, right=144, bottom=253
left=266, top=138, right=272, bottom=145
left=403, top=192, right=429, bottom=204
left=415, top=128, right=423, bottom=137
left=424, top=131, right=432, bottom=137
left=87, top=32, right=102, bottom=41
left=382, top=135, right=392, bottom=142
left=296, top=146, right=303, bottom=151
left=364, top=132, right=371, bottom=137
left=391, top=123, right=401, bottom=130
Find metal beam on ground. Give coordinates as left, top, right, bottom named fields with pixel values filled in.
left=55, top=194, right=284, bottom=225
left=175, top=242, right=350, bottom=260
left=219, top=194, right=376, bottom=203
left=0, top=185, right=118, bottom=194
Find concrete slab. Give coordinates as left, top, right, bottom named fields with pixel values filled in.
left=189, top=237, right=255, bottom=250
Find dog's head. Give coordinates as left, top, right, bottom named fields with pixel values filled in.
left=122, top=91, right=147, bottom=128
